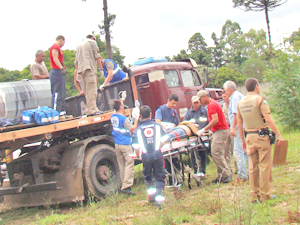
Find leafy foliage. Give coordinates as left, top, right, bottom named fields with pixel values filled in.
left=265, top=49, right=300, bottom=128
left=215, top=67, right=246, bottom=87
left=240, top=58, right=266, bottom=81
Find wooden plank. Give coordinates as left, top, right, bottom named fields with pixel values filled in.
left=0, top=112, right=114, bottom=143
left=273, top=140, right=288, bottom=166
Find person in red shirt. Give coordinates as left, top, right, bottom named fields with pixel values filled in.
left=197, top=90, right=232, bottom=183
left=49, top=35, right=66, bottom=113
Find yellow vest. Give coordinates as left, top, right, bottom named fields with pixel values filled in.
left=238, top=94, right=268, bottom=132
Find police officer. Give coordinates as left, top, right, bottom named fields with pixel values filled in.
left=111, top=100, right=139, bottom=195
left=132, top=105, right=166, bottom=203
left=237, top=78, right=283, bottom=202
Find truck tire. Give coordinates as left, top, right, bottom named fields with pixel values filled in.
left=83, top=144, right=121, bottom=200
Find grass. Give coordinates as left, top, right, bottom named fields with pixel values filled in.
left=0, top=126, right=299, bottom=225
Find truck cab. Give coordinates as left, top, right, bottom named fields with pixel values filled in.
left=131, top=58, right=222, bottom=119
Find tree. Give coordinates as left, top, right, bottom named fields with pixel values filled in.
left=284, top=27, right=300, bottom=52
left=232, top=0, right=288, bottom=51
left=220, top=20, right=244, bottom=65
left=265, top=50, right=300, bottom=127
left=240, top=58, right=267, bottom=81
left=98, top=0, right=116, bottom=59
left=210, top=32, right=224, bottom=69
left=82, top=0, right=115, bottom=59
left=188, top=32, right=209, bottom=53
left=215, top=67, right=246, bottom=87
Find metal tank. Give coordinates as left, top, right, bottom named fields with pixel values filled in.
left=0, top=79, right=51, bottom=119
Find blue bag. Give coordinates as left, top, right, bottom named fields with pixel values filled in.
left=22, top=106, right=59, bottom=125
left=22, top=109, right=36, bottom=124
left=34, top=106, right=59, bottom=125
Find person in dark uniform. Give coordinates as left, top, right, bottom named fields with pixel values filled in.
left=183, top=96, right=209, bottom=180
left=237, top=78, right=283, bottom=202
left=132, top=105, right=166, bottom=203
left=155, top=94, right=180, bottom=185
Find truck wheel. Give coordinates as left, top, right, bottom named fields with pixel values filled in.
left=83, top=144, right=121, bottom=200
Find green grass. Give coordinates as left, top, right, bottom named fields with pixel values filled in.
left=0, top=127, right=299, bottom=225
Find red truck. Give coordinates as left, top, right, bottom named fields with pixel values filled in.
left=0, top=58, right=222, bottom=208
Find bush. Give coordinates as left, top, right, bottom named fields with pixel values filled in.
left=265, top=50, right=300, bottom=128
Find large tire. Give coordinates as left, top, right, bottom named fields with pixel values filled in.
left=83, top=144, right=121, bottom=199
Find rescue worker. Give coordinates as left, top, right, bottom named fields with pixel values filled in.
left=237, top=78, right=283, bottom=202
left=30, top=50, right=49, bottom=80
left=197, top=90, right=232, bottom=183
left=75, top=34, right=102, bottom=116
left=183, top=96, right=209, bottom=179
left=49, top=35, right=66, bottom=113
left=111, top=99, right=139, bottom=195
left=155, top=94, right=180, bottom=130
left=224, top=80, right=249, bottom=182
left=99, top=58, right=127, bottom=91
left=132, top=105, right=166, bottom=203
left=155, top=94, right=180, bottom=185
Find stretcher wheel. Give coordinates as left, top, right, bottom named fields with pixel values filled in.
left=83, top=144, right=121, bottom=200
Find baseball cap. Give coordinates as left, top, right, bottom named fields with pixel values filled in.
left=191, top=96, right=199, bottom=103
left=197, top=90, right=209, bottom=98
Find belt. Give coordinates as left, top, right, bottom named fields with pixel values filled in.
left=245, top=128, right=269, bottom=137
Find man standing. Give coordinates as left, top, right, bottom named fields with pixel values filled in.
left=30, top=50, right=49, bottom=80
left=237, top=78, right=283, bottom=202
left=183, top=96, right=209, bottom=178
left=99, top=58, right=127, bottom=91
left=75, top=35, right=102, bottom=116
left=155, top=94, right=180, bottom=185
left=197, top=90, right=232, bottom=183
left=49, top=35, right=66, bottom=113
left=111, top=100, right=139, bottom=195
left=132, top=106, right=166, bottom=203
left=224, top=81, right=249, bottom=182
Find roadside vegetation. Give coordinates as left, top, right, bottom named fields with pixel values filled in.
left=0, top=125, right=299, bottom=225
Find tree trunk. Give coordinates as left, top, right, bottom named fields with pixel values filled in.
left=263, top=0, right=272, bottom=53
left=103, top=0, right=112, bottom=59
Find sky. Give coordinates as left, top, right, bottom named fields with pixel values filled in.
left=0, top=0, right=299, bottom=71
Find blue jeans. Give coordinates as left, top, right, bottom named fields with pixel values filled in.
left=234, top=130, right=249, bottom=179
left=49, top=69, right=66, bottom=112
left=162, top=127, right=187, bottom=143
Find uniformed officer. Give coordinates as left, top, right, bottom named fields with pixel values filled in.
left=132, top=105, right=166, bottom=203
left=111, top=100, right=139, bottom=195
left=237, top=78, right=283, bottom=202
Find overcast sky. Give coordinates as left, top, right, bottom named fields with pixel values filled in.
left=0, top=0, right=299, bottom=71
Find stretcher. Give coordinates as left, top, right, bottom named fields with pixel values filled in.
left=161, top=134, right=210, bottom=188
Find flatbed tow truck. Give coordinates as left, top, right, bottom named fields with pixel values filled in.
left=0, top=58, right=222, bottom=208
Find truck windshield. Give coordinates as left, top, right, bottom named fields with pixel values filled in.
left=181, top=70, right=201, bottom=87
left=164, top=70, right=181, bottom=87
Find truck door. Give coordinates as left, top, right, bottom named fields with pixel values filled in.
left=180, top=69, right=204, bottom=115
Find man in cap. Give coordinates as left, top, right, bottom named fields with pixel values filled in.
left=184, top=96, right=209, bottom=179
left=30, top=50, right=49, bottom=80
left=197, top=90, right=232, bottom=183
left=75, top=34, right=102, bottom=116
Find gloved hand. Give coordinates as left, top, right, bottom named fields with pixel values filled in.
left=121, top=91, right=127, bottom=101
left=132, top=107, right=140, bottom=120
left=61, top=68, right=67, bottom=75
left=197, top=128, right=206, bottom=136
left=99, top=84, right=105, bottom=91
